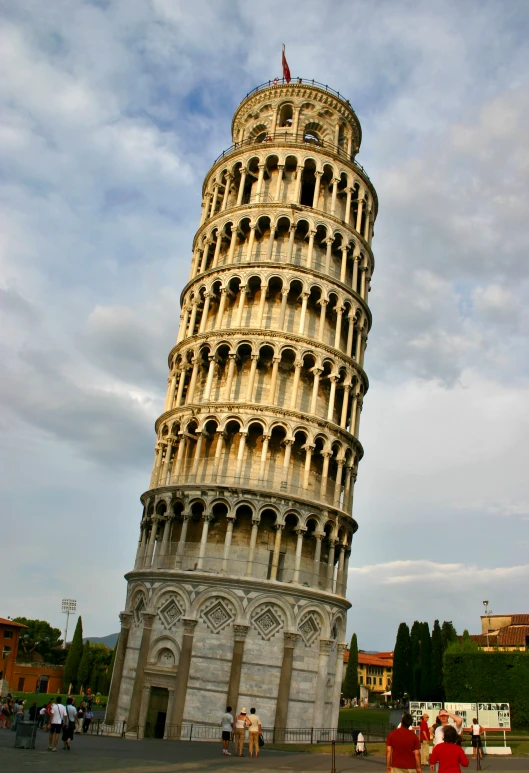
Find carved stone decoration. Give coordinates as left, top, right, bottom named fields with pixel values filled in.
left=158, top=597, right=184, bottom=629
left=251, top=604, right=284, bottom=641
left=319, top=637, right=334, bottom=655
left=182, top=618, right=199, bottom=636
left=298, top=612, right=321, bottom=647
left=133, top=595, right=146, bottom=626
left=201, top=599, right=235, bottom=634
left=233, top=624, right=250, bottom=641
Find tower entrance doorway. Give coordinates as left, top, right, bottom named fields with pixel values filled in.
left=145, top=687, right=169, bottom=738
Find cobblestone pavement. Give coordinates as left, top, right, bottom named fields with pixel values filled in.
left=1, top=730, right=528, bottom=773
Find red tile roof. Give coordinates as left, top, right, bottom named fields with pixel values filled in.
left=511, top=615, right=529, bottom=625
left=497, top=626, right=529, bottom=646
left=0, top=618, right=27, bottom=628
left=343, top=650, right=393, bottom=667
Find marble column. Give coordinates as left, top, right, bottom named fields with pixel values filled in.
left=245, top=518, right=260, bottom=577
left=105, top=611, right=133, bottom=723
left=127, top=611, right=156, bottom=730
left=168, top=618, right=198, bottom=732
left=311, top=638, right=333, bottom=732
left=270, top=523, right=284, bottom=581
left=274, top=632, right=300, bottom=739
left=330, top=643, right=348, bottom=729
left=221, top=515, right=235, bottom=573
left=227, top=624, right=249, bottom=713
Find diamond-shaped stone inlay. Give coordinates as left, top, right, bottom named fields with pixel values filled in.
left=159, top=598, right=183, bottom=629
left=299, top=613, right=320, bottom=646
left=202, top=599, right=234, bottom=634
left=252, top=605, right=283, bottom=641
left=134, top=596, right=146, bottom=626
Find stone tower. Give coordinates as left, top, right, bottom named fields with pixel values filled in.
left=107, top=78, right=377, bottom=738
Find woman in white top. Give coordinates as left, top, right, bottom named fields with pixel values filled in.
left=234, top=708, right=250, bottom=757
left=471, top=718, right=484, bottom=760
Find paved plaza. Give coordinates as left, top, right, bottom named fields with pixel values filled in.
left=1, top=732, right=528, bottom=773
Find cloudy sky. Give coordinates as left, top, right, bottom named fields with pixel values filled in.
left=1, top=0, right=528, bottom=651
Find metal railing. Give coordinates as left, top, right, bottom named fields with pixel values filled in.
left=85, top=719, right=127, bottom=737
left=212, top=130, right=371, bottom=181
left=125, top=722, right=391, bottom=743
left=242, top=78, right=356, bottom=109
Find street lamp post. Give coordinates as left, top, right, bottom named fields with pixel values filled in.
left=482, top=601, right=492, bottom=649
left=62, top=599, right=77, bottom=649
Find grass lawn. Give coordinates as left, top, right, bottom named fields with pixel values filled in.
left=6, top=691, right=107, bottom=709
left=268, top=742, right=385, bottom=756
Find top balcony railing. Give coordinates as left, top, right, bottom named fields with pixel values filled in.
left=240, top=77, right=359, bottom=116
left=212, top=130, right=371, bottom=183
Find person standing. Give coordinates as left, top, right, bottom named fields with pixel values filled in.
left=429, top=725, right=469, bottom=772
left=434, top=710, right=463, bottom=746
left=386, top=712, right=421, bottom=773
left=62, top=697, right=77, bottom=751
left=420, top=713, right=430, bottom=766
left=48, top=697, right=66, bottom=751
left=28, top=701, right=38, bottom=723
left=11, top=699, right=24, bottom=732
left=234, top=708, right=250, bottom=757
left=470, top=718, right=484, bottom=760
left=221, top=705, right=234, bottom=756
left=247, top=707, right=262, bottom=758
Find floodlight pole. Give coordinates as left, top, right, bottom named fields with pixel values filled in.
left=62, top=599, right=77, bottom=649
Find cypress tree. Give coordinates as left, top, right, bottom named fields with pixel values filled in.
left=420, top=622, right=432, bottom=699
left=431, top=620, right=444, bottom=700
left=441, top=621, right=457, bottom=650
left=63, top=616, right=83, bottom=693
left=77, top=640, right=92, bottom=691
left=392, top=622, right=411, bottom=700
left=410, top=621, right=422, bottom=700
left=342, top=633, right=359, bottom=700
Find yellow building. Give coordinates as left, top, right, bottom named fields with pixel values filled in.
left=471, top=613, right=529, bottom=651
left=344, top=650, right=393, bottom=696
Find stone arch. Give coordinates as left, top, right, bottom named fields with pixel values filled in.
left=149, top=635, right=181, bottom=667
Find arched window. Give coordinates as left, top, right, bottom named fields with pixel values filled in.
left=279, top=104, right=293, bottom=127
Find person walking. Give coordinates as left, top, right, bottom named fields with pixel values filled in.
left=429, top=725, right=469, bottom=772
left=420, top=713, right=430, bottom=766
left=48, top=696, right=66, bottom=752
left=470, top=718, right=484, bottom=760
left=234, top=708, right=250, bottom=757
left=62, top=697, right=77, bottom=751
left=0, top=699, right=9, bottom=729
left=386, top=712, right=421, bottom=773
left=221, top=705, right=234, bottom=756
left=28, top=701, right=38, bottom=723
left=76, top=700, right=85, bottom=733
left=11, top=699, right=24, bottom=732
left=247, top=707, right=262, bottom=758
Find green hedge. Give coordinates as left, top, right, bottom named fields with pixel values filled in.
left=443, top=649, right=529, bottom=728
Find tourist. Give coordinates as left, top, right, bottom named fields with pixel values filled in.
left=28, top=701, right=38, bottom=723
left=434, top=710, right=463, bottom=746
left=42, top=698, right=54, bottom=731
left=247, top=707, right=262, bottom=758
left=0, top=698, right=9, bottom=728
left=385, top=712, right=421, bottom=773
left=221, top=705, right=234, bottom=756
left=356, top=731, right=365, bottom=754
left=11, top=698, right=24, bottom=732
left=420, top=712, right=430, bottom=766
left=82, top=706, right=94, bottom=733
left=429, top=725, right=469, bottom=772
left=234, top=707, right=250, bottom=757
left=48, top=696, right=67, bottom=751
left=470, top=717, right=484, bottom=760
left=62, top=697, right=77, bottom=751
left=76, top=701, right=85, bottom=733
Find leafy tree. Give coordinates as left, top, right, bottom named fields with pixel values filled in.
left=431, top=620, right=444, bottom=700
left=63, top=616, right=83, bottom=692
left=410, top=621, right=422, bottom=700
left=77, top=641, right=92, bottom=691
left=12, top=618, right=64, bottom=663
left=441, top=621, right=458, bottom=650
left=420, top=622, right=432, bottom=699
left=392, top=622, right=411, bottom=700
left=342, top=633, right=359, bottom=700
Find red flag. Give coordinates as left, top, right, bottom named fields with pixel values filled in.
left=282, top=45, right=291, bottom=83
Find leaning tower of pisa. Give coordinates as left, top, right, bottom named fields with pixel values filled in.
left=107, top=78, right=377, bottom=738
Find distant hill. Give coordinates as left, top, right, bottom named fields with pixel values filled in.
left=82, top=633, right=119, bottom=648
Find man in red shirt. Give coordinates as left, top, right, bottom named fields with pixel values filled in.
left=420, top=712, right=430, bottom=766
left=386, top=713, right=421, bottom=773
